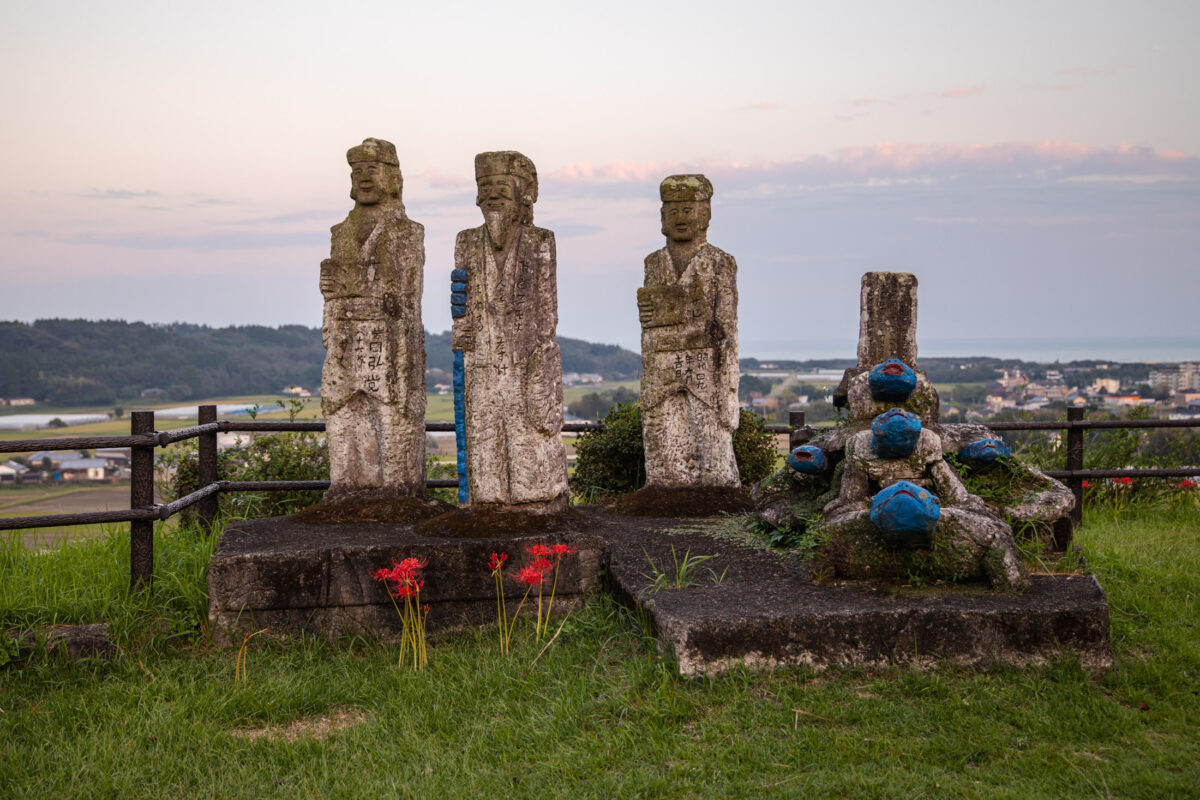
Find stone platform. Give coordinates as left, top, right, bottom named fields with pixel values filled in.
left=207, top=516, right=605, bottom=647
left=208, top=510, right=1113, bottom=676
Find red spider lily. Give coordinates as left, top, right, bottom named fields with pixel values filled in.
left=393, top=557, right=427, bottom=579
left=1111, top=477, right=1133, bottom=485
left=532, top=558, right=554, bottom=574
left=1082, top=481, right=1092, bottom=488
left=1182, top=479, right=1195, bottom=489
left=488, top=552, right=508, bottom=574
left=392, top=579, right=424, bottom=599
left=550, top=544, right=576, bottom=557
left=526, top=544, right=551, bottom=558
left=516, top=566, right=545, bottom=586
left=371, top=558, right=429, bottom=669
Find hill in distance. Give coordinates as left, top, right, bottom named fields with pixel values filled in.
left=0, top=319, right=641, bottom=406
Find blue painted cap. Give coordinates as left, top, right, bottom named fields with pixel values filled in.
left=870, top=480, right=941, bottom=535
left=788, top=445, right=828, bottom=474
left=451, top=281, right=468, bottom=293
left=451, top=268, right=468, bottom=282
left=451, top=292, right=467, bottom=305
left=958, top=438, right=1012, bottom=467
left=868, top=359, right=918, bottom=402
left=871, top=409, right=922, bottom=459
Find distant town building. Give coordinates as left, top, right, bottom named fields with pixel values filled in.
left=0, top=460, right=30, bottom=483
left=1087, top=377, right=1121, bottom=395
left=58, top=459, right=110, bottom=481
left=26, top=450, right=87, bottom=469
left=1149, top=363, right=1200, bottom=393
left=4, top=398, right=36, bottom=406
left=1102, top=395, right=1156, bottom=409
left=994, top=369, right=1029, bottom=391
left=281, top=386, right=312, bottom=397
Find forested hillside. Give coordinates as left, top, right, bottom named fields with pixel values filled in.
left=0, top=320, right=641, bottom=405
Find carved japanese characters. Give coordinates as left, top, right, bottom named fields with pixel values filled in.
left=320, top=138, right=426, bottom=503
left=450, top=151, right=569, bottom=512
left=638, top=175, right=740, bottom=488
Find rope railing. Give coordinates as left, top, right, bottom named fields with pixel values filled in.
left=3, top=405, right=1197, bottom=589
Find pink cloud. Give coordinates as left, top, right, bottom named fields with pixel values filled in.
left=551, top=160, right=687, bottom=183
left=852, top=96, right=881, bottom=106
left=941, top=85, right=985, bottom=99
left=544, top=142, right=1198, bottom=193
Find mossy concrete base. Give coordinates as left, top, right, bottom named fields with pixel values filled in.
left=599, top=516, right=1113, bottom=678
left=209, top=511, right=1113, bottom=678
left=208, top=516, right=605, bottom=647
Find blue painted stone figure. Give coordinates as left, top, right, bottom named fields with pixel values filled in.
left=823, top=414, right=1030, bottom=592
left=788, top=445, right=828, bottom=475
left=959, top=438, right=1012, bottom=467
left=871, top=409, right=923, bottom=458
left=868, top=359, right=918, bottom=402
left=870, top=480, right=941, bottom=544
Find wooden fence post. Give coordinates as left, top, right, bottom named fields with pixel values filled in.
left=1064, top=406, right=1085, bottom=538
left=198, top=405, right=218, bottom=530
left=130, top=410, right=155, bottom=592
left=788, top=410, right=807, bottom=450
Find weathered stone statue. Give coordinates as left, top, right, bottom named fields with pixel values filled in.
left=637, top=175, right=740, bottom=488
left=450, top=151, right=568, bottom=513
left=319, top=138, right=426, bottom=504
left=821, top=407, right=1031, bottom=592
left=752, top=271, right=1075, bottom=592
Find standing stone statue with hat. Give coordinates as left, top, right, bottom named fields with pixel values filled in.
left=449, top=151, right=569, bottom=514
left=634, top=174, right=741, bottom=501
left=317, top=138, right=427, bottom=508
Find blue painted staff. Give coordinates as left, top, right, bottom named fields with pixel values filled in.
left=450, top=268, right=469, bottom=504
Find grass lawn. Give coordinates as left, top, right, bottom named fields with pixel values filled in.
left=2, top=498, right=1198, bottom=798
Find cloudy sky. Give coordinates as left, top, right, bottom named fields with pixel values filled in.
left=2, top=0, right=1197, bottom=360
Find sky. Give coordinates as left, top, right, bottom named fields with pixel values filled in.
left=2, top=0, right=1198, bottom=361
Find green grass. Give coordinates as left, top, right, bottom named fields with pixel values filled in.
left=2, top=498, right=1199, bottom=798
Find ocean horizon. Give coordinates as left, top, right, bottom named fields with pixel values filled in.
left=738, top=336, right=1199, bottom=364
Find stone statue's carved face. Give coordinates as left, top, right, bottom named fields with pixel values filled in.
left=477, top=174, right=525, bottom=249
left=350, top=161, right=400, bottom=205
left=661, top=201, right=710, bottom=243
left=476, top=175, right=520, bottom=212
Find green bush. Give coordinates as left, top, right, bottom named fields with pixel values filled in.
left=732, top=409, right=778, bottom=485
left=572, top=403, right=781, bottom=500
left=572, top=402, right=646, bottom=499
left=159, top=431, right=330, bottom=519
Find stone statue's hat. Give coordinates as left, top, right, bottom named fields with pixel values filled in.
left=660, top=174, right=713, bottom=202
left=475, top=151, right=538, bottom=202
left=347, top=138, right=399, bottom=166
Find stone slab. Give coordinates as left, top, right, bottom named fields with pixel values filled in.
left=598, top=516, right=1113, bottom=678
left=209, top=511, right=1113, bottom=678
left=208, top=516, right=604, bottom=646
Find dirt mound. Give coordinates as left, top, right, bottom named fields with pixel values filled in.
left=614, top=485, right=753, bottom=517
left=293, top=495, right=452, bottom=524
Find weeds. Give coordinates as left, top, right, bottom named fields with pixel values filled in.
left=641, top=546, right=717, bottom=593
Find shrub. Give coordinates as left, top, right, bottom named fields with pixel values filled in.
left=572, top=403, right=781, bottom=500
left=572, top=402, right=645, bottom=499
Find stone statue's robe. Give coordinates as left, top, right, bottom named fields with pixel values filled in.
left=640, top=243, right=740, bottom=487
left=321, top=205, right=425, bottom=500
left=451, top=224, right=568, bottom=510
